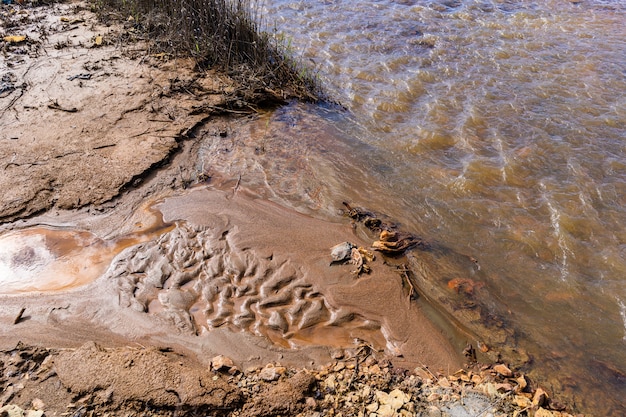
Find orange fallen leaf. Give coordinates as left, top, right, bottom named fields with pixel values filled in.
left=447, top=277, right=484, bottom=295
left=3, top=35, right=26, bottom=44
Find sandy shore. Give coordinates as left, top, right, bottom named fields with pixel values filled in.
left=0, top=2, right=579, bottom=416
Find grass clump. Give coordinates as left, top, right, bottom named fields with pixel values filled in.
left=94, top=0, right=322, bottom=105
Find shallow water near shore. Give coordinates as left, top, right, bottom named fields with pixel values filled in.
left=259, top=0, right=626, bottom=414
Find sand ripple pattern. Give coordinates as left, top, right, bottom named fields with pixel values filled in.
left=106, top=223, right=379, bottom=345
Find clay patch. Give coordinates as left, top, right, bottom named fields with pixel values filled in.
left=54, top=341, right=241, bottom=409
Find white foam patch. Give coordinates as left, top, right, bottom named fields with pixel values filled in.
left=0, top=233, right=55, bottom=292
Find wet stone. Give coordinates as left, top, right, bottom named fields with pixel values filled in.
left=330, top=242, right=355, bottom=263
left=211, top=355, right=236, bottom=373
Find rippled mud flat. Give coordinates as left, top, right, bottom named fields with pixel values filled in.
left=0, top=186, right=464, bottom=393
left=105, top=188, right=462, bottom=370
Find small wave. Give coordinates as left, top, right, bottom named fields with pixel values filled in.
left=541, top=182, right=573, bottom=281
left=617, top=298, right=626, bottom=342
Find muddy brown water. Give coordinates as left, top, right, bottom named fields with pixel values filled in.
left=258, top=1, right=625, bottom=414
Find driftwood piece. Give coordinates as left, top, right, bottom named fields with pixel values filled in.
left=342, top=202, right=429, bottom=254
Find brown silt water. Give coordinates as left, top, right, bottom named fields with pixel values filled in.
left=254, top=0, right=626, bottom=414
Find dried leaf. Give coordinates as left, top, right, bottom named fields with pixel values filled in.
left=3, top=35, right=26, bottom=44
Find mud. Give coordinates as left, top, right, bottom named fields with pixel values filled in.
left=54, top=341, right=242, bottom=409
left=102, top=188, right=460, bottom=371
left=0, top=219, right=172, bottom=292
left=0, top=187, right=462, bottom=373
left=0, top=341, right=551, bottom=417
left=0, top=1, right=234, bottom=223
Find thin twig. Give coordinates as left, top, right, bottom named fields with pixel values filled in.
left=48, top=100, right=78, bottom=113
left=13, top=307, right=25, bottom=324
left=233, top=174, right=242, bottom=195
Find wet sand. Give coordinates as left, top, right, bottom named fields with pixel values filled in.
left=0, top=186, right=462, bottom=372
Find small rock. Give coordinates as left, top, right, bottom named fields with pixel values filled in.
left=330, top=242, right=355, bottom=263
left=211, top=355, right=235, bottom=373
left=387, top=389, right=410, bottom=410
left=25, top=411, right=43, bottom=417
left=377, top=404, right=394, bottom=417
left=364, top=356, right=378, bottom=367
left=375, top=390, right=389, bottom=403
left=495, top=383, right=513, bottom=392
left=481, top=382, right=498, bottom=396
left=471, top=374, right=483, bottom=384
left=513, top=395, right=532, bottom=408
left=245, top=365, right=259, bottom=374
left=30, top=399, right=44, bottom=411
left=333, top=361, right=346, bottom=372
left=324, top=374, right=337, bottom=390
left=493, top=364, right=513, bottom=377
left=427, top=406, right=442, bottom=417
left=305, top=397, right=317, bottom=409
left=427, top=393, right=440, bottom=402
left=437, top=377, right=451, bottom=388
left=259, top=364, right=285, bottom=381
left=534, top=408, right=556, bottom=417
left=0, top=405, right=24, bottom=417
left=331, top=349, right=344, bottom=360
left=365, top=402, right=379, bottom=412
